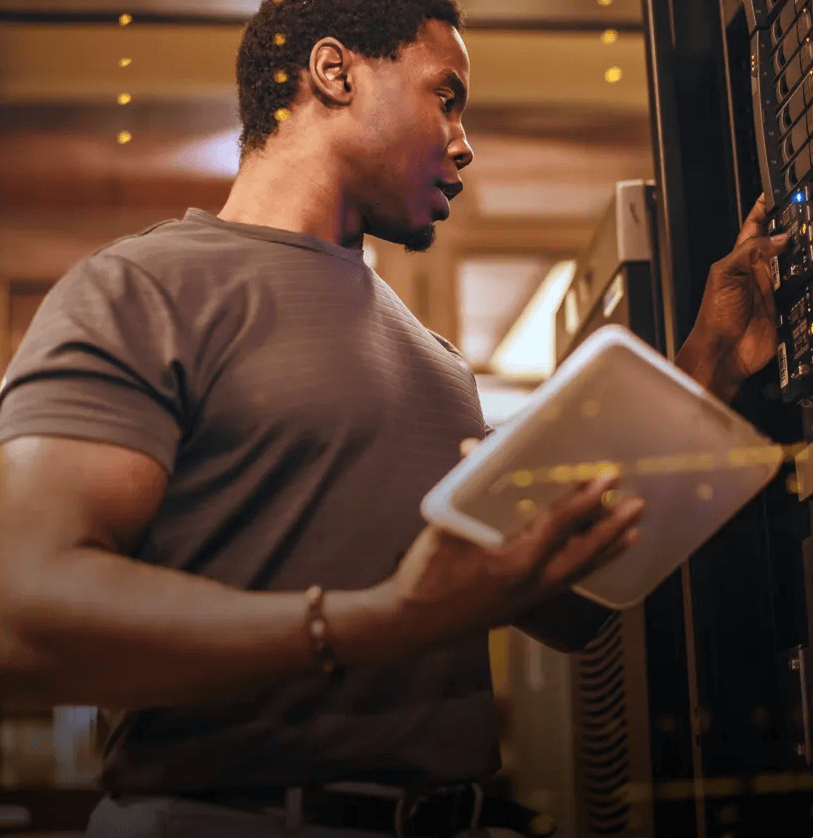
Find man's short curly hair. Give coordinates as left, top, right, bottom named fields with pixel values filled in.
left=236, top=0, right=464, bottom=159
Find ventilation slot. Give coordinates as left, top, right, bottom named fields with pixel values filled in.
left=576, top=613, right=630, bottom=836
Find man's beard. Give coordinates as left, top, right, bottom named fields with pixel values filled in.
left=369, top=219, right=437, bottom=254
left=402, top=224, right=436, bottom=253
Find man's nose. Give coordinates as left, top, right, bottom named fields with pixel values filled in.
left=452, top=130, right=474, bottom=170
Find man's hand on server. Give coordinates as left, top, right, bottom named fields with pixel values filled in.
left=677, top=193, right=789, bottom=402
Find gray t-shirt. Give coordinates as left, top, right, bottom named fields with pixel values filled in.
left=0, top=209, right=500, bottom=793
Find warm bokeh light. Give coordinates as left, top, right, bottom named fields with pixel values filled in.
left=605, top=66, right=623, bottom=83
left=601, top=29, right=618, bottom=44
left=490, top=261, right=577, bottom=380
left=119, top=14, right=132, bottom=26
left=117, top=93, right=132, bottom=105
left=118, top=57, right=132, bottom=68
left=117, top=131, right=132, bottom=144
left=597, top=0, right=613, bottom=6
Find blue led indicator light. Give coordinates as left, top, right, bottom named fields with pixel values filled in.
left=794, top=190, right=806, bottom=203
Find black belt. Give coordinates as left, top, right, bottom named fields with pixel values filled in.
left=176, top=783, right=544, bottom=837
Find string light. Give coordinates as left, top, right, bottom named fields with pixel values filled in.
left=275, top=108, right=291, bottom=122
left=274, top=32, right=287, bottom=46
left=274, top=70, right=289, bottom=84
left=117, top=13, right=133, bottom=145
left=601, top=29, right=618, bottom=44
left=605, top=66, right=623, bottom=83
left=597, top=0, right=613, bottom=6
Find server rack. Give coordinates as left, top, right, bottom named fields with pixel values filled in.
left=641, top=0, right=812, bottom=836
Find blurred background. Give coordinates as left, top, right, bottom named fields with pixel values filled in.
left=0, top=0, right=654, bottom=835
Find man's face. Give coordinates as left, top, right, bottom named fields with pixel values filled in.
left=346, top=20, right=473, bottom=252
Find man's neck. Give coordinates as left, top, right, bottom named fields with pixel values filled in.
left=217, top=146, right=365, bottom=251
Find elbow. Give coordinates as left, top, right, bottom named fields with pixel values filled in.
left=0, top=589, right=58, bottom=705
left=0, top=631, right=57, bottom=707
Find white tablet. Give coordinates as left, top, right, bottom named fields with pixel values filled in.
left=421, top=325, right=783, bottom=610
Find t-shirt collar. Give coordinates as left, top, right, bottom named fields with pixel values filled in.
left=185, top=208, right=368, bottom=266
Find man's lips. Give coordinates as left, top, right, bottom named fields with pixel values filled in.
left=432, top=180, right=462, bottom=220
left=437, top=180, right=464, bottom=201
left=434, top=188, right=451, bottom=219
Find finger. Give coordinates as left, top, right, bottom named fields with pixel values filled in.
left=459, top=437, right=480, bottom=459
left=563, top=526, right=641, bottom=581
left=722, top=236, right=785, bottom=317
left=735, top=193, right=768, bottom=247
left=730, top=234, right=788, bottom=269
left=528, top=474, right=622, bottom=545
left=539, top=496, right=645, bottom=587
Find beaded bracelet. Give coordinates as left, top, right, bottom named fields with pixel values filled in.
left=304, top=585, right=338, bottom=675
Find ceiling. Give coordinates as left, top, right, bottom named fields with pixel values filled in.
left=0, top=0, right=643, bottom=26
left=0, top=0, right=654, bottom=380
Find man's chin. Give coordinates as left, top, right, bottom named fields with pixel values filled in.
left=402, top=224, right=436, bottom=253
left=369, top=223, right=437, bottom=254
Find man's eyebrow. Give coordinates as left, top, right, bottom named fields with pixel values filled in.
left=439, top=70, right=468, bottom=107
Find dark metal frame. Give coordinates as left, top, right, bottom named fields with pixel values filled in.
left=642, top=2, right=813, bottom=837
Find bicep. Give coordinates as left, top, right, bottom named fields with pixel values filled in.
left=1, top=435, right=168, bottom=562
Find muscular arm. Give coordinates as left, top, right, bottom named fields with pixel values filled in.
left=0, top=436, right=401, bottom=710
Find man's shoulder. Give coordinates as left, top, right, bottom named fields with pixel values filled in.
left=88, top=215, right=216, bottom=273
left=425, top=329, right=464, bottom=359
left=62, top=214, right=255, bottom=306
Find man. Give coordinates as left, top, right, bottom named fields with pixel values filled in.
left=0, top=1, right=786, bottom=837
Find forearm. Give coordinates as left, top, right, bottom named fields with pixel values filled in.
left=675, top=327, right=744, bottom=404
left=2, top=547, right=410, bottom=710
left=511, top=590, right=614, bottom=653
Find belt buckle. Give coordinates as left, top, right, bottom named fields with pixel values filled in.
left=393, top=782, right=483, bottom=838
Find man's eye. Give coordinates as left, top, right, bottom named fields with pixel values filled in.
left=439, top=94, right=455, bottom=112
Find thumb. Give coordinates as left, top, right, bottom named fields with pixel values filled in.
left=459, top=437, right=481, bottom=459
left=726, top=234, right=788, bottom=272
left=769, top=233, right=789, bottom=251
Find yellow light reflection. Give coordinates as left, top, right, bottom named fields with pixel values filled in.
left=515, top=499, right=537, bottom=518
left=513, top=470, right=533, bottom=488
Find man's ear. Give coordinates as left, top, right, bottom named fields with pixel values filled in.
left=308, top=37, right=354, bottom=107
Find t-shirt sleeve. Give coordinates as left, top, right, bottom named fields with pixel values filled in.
left=0, top=253, right=189, bottom=471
